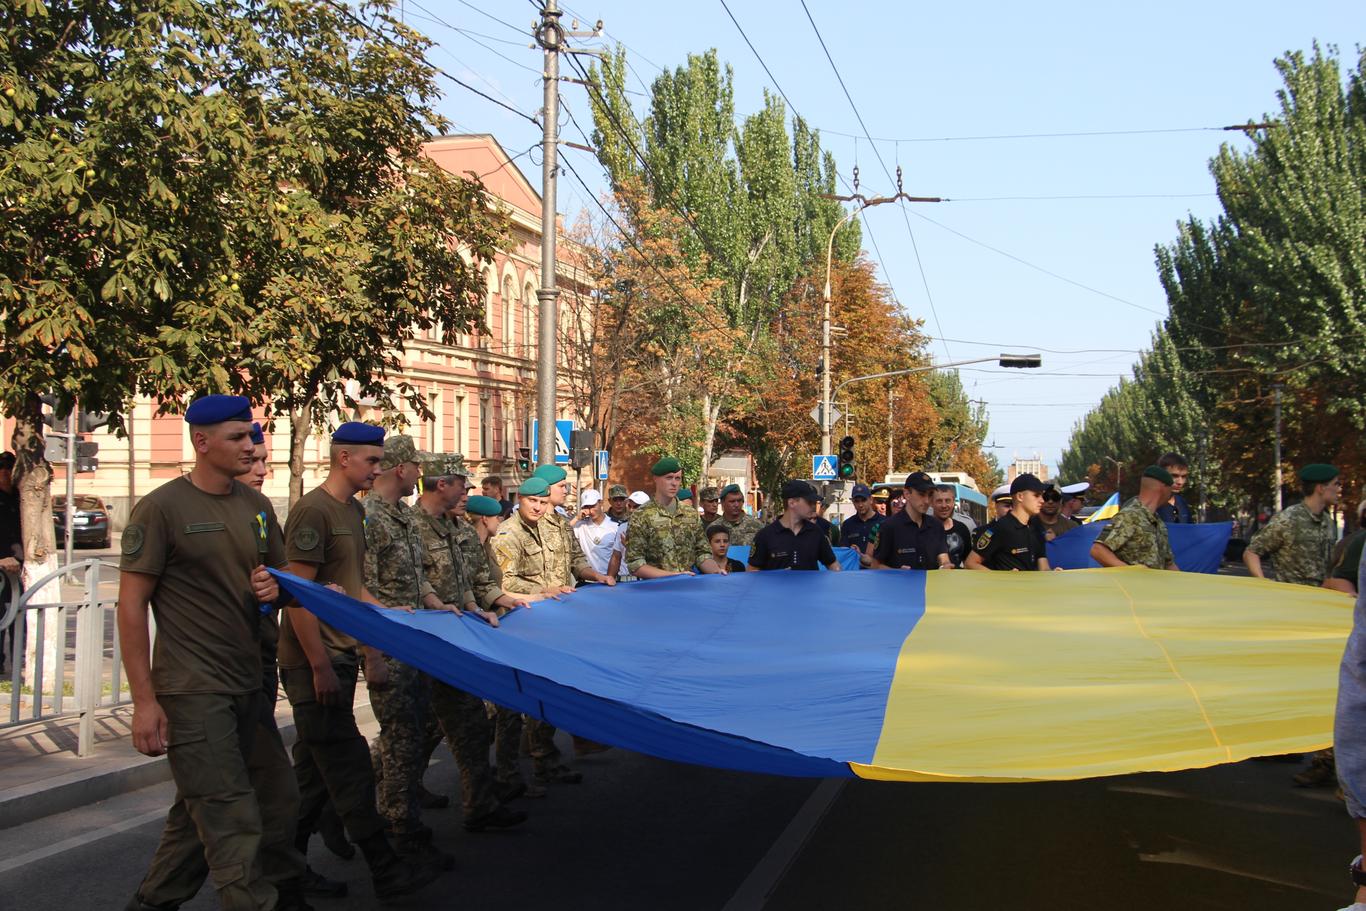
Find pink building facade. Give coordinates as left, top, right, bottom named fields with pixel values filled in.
left=2, top=135, right=588, bottom=522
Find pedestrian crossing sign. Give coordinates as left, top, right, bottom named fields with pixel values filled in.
left=812, top=455, right=837, bottom=481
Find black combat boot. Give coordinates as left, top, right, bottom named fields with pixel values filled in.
left=355, top=830, right=443, bottom=899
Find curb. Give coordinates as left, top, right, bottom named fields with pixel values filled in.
left=0, top=702, right=375, bottom=830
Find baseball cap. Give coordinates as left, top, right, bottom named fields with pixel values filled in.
left=580, top=489, right=602, bottom=507
left=851, top=483, right=872, bottom=499
left=781, top=479, right=819, bottom=502
left=628, top=490, right=650, bottom=506
left=903, top=471, right=935, bottom=493
left=608, top=484, right=628, bottom=499
left=1009, top=473, right=1045, bottom=495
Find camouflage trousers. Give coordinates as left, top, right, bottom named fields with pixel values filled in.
left=492, top=704, right=526, bottom=786
left=430, top=680, right=499, bottom=820
left=369, top=657, right=432, bottom=837
left=525, top=717, right=561, bottom=778
left=135, top=691, right=292, bottom=911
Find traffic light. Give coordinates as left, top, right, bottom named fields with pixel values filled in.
left=837, top=436, right=855, bottom=479
left=516, top=448, right=531, bottom=472
left=79, top=411, right=112, bottom=433
left=76, top=440, right=99, bottom=473
left=569, top=430, right=593, bottom=470
left=40, top=394, right=70, bottom=434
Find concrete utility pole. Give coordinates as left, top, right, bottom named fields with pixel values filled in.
left=533, top=1, right=563, bottom=466
left=1272, top=383, right=1283, bottom=512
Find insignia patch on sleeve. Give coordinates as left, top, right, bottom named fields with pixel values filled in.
left=975, top=530, right=992, bottom=551
left=295, top=526, right=320, bottom=551
left=121, top=524, right=145, bottom=555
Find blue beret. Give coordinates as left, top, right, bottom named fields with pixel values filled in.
left=249, top=422, right=265, bottom=445
left=331, top=422, right=384, bottom=446
left=532, top=464, right=567, bottom=483
left=466, top=495, right=503, bottom=517
left=518, top=477, right=550, bottom=497
left=184, top=395, right=252, bottom=426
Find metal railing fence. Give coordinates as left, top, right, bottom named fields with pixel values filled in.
left=1, top=559, right=130, bottom=756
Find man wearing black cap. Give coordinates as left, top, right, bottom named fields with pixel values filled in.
left=966, top=473, right=1052, bottom=571
left=840, top=484, right=883, bottom=567
left=118, top=395, right=310, bottom=910
left=1091, top=466, right=1179, bottom=571
left=870, top=472, right=950, bottom=571
left=747, top=480, right=841, bottom=571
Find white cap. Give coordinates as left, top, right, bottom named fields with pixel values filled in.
left=628, top=490, right=650, bottom=506
left=1060, top=481, right=1090, bottom=496
left=991, top=484, right=1011, bottom=501
left=580, top=489, right=602, bottom=507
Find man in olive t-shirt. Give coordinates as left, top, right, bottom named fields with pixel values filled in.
left=277, top=422, right=442, bottom=900
left=117, top=395, right=308, bottom=911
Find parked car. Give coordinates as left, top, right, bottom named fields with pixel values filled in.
left=52, top=494, right=111, bottom=548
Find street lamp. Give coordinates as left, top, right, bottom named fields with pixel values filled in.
left=831, top=354, right=1044, bottom=402
left=819, top=185, right=942, bottom=458
left=1104, top=455, right=1123, bottom=492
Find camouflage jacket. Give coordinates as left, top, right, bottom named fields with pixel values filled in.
left=1095, top=502, right=1173, bottom=570
left=492, top=512, right=569, bottom=593
left=1247, top=502, right=1334, bottom=587
left=413, top=507, right=475, bottom=608
left=715, top=513, right=765, bottom=547
left=363, top=496, right=434, bottom=608
left=541, top=510, right=593, bottom=581
left=625, top=498, right=708, bottom=574
left=452, top=517, right=506, bottom=612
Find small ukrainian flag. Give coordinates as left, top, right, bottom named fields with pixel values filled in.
left=1083, top=492, right=1121, bottom=523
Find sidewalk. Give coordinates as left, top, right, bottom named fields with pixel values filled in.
left=0, top=685, right=375, bottom=830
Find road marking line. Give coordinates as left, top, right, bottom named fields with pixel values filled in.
left=0, top=807, right=167, bottom=875
left=721, top=778, right=847, bottom=911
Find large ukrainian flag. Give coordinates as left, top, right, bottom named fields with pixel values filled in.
left=275, top=567, right=1350, bottom=781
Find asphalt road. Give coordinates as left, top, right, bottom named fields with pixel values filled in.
left=0, top=734, right=1356, bottom=911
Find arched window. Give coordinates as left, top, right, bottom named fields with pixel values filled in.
left=502, top=276, right=515, bottom=350
left=523, top=280, right=536, bottom=356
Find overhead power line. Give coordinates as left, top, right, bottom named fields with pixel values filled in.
left=819, top=124, right=1271, bottom=143
left=796, top=0, right=950, bottom=361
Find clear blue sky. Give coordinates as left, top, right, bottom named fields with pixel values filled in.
left=403, top=0, right=1360, bottom=478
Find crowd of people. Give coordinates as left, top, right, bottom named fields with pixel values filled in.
left=0, top=393, right=1358, bottom=909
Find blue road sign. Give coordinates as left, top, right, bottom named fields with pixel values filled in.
left=531, top=419, right=575, bottom=465
left=812, top=454, right=838, bottom=481
left=595, top=449, right=610, bottom=481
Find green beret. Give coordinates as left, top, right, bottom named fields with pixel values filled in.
left=652, top=457, right=682, bottom=476
left=719, top=483, right=742, bottom=498
left=466, top=495, right=503, bottom=517
left=1300, top=463, right=1340, bottom=484
left=1142, top=465, right=1174, bottom=486
left=532, top=464, right=567, bottom=484
left=517, top=477, right=550, bottom=497
left=678, top=488, right=693, bottom=501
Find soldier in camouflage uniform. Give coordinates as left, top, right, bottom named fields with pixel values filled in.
left=491, top=476, right=603, bottom=785
left=1245, top=463, right=1343, bottom=789
left=1091, top=466, right=1179, bottom=570
left=362, top=435, right=453, bottom=867
left=456, top=494, right=547, bottom=795
left=716, top=483, right=764, bottom=547
left=531, top=463, right=617, bottom=588
left=413, top=454, right=530, bottom=831
left=626, top=458, right=714, bottom=577
left=1245, top=463, right=1342, bottom=588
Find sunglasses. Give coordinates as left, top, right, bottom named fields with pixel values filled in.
left=1043, top=494, right=1061, bottom=502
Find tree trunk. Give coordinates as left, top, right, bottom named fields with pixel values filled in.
left=288, top=401, right=314, bottom=507
left=700, top=391, right=723, bottom=481
left=9, top=394, right=60, bottom=685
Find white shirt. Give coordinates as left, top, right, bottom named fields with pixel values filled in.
left=573, top=515, right=622, bottom=576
